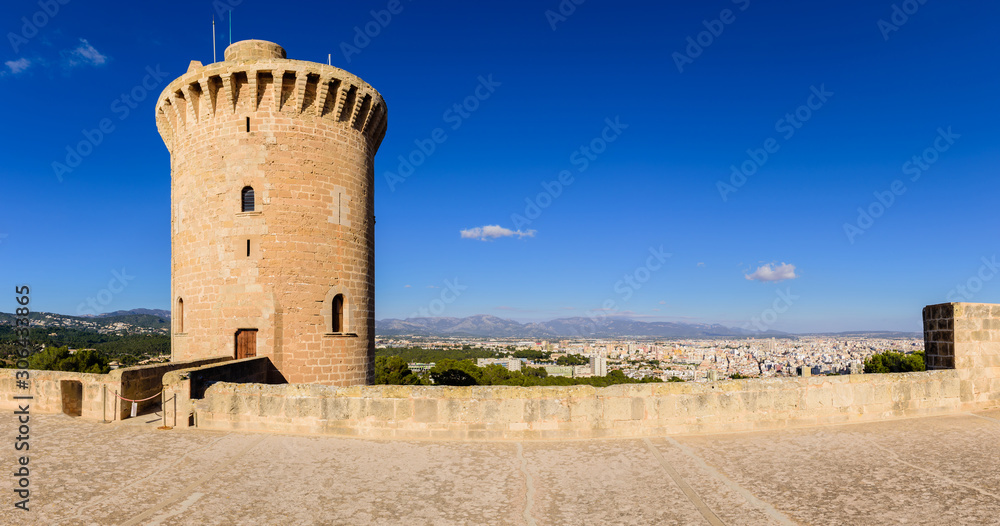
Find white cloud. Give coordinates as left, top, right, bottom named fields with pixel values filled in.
left=4, top=58, right=31, bottom=74
left=745, top=262, right=799, bottom=282
left=697, top=262, right=705, bottom=267
left=460, top=225, right=536, bottom=241
left=65, top=39, right=107, bottom=67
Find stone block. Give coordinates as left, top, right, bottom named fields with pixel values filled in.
left=413, top=399, right=438, bottom=424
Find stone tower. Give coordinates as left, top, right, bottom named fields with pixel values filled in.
left=155, top=40, right=387, bottom=385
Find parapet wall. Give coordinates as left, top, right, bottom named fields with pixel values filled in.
left=155, top=44, right=387, bottom=152
left=0, top=356, right=231, bottom=421
left=0, top=369, right=117, bottom=420
left=6, top=303, right=998, bottom=439
left=194, top=370, right=966, bottom=440
left=188, top=302, right=1000, bottom=439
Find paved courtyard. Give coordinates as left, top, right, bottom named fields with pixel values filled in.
left=3, top=409, right=1000, bottom=525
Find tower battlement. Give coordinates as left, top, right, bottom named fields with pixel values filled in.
left=155, top=40, right=386, bottom=153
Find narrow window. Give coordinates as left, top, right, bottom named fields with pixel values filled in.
left=176, top=297, right=184, bottom=333
left=246, top=116, right=250, bottom=132
left=246, top=239, right=251, bottom=257
left=332, top=294, right=344, bottom=333
left=241, top=186, right=254, bottom=212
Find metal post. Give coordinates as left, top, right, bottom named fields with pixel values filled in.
left=158, top=388, right=171, bottom=430
left=101, top=384, right=107, bottom=423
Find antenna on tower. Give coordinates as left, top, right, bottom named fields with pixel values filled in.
left=328, top=53, right=331, bottom=65
left=229, top=10, right=232, bottom=46
left=212, top=17, right=217, bottom=63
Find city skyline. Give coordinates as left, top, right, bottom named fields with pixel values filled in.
left=3, top=0, right=999, bottom=333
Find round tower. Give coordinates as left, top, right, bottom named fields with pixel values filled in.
left=155, top=40, right=387, bottom=385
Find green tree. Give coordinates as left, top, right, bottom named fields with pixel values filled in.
left=864, top=350, right=925, bottom=373
left=374, top=356, right=423, bottom=385
left=429, top=359, right=481, bottom=386
left=28, top=346, right=110, bottom=374
left=375, top=346, right=497, bottom=363
left=522, top=366, right=548, bottom=379
left=411, top=358, right=663, bottom=387
left=512, top=350, right=550, bottom=361
left=555, top=354, right=589, bottom=366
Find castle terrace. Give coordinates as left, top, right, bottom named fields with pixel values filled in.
left=2, top=409, right=998, bottom=524
left=2, top=302, right=998, bottom=523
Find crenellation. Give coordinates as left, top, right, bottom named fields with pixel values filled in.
left=336, top=84, right=355, bottom=123
left=351, top=94, right=371, bottom=130
left=220, top=74, right=235, bottom=115
left=292, top=72, right=308, bottom=113
left=183, top=83, right=200, bottom=123
left=247, top=72, right=259, bottom=111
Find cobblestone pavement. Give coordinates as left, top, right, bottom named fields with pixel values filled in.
left=2, top=409, right=999, bottom=525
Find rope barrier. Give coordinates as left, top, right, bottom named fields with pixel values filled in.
left=113, top=390, right=163, bottom=403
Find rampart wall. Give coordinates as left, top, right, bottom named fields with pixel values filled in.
left=4, top=303, right=998, bottom=439
left=185, top=302, right=1000, bottom=439
left=0, top=356, right=230, bottom=421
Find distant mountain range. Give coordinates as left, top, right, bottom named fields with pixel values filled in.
left=0, top=309, right=170, bottom=333
left=90, top=308, right=171, bottom=319
left=799, top=331, right=921, bottom=338
left=0, top=308, right=918, bottom=339
left=376, top=315, right=791, bottom=339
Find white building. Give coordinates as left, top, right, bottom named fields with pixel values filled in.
left=590, top=355, right=608, bottom=377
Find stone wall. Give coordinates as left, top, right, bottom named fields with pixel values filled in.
left=162, top=356, right=274, bottom=427
left=187, top=302, right=1000, bottom=440
left=924, top=302, right=1000, bottom=408
left=0, top=357, right=231, bottom=421
left=7, top=303, right=998, bottom=438
left=0, top=369, right=117, bottom=421
left=111, top=356, right=231, bottom=419
left=193, top=370, right=965, bottom=440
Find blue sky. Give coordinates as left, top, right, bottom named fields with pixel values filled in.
left=1, top=0, right=997, bottom=332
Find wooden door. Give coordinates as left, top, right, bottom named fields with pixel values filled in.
left=235, top=329, right=257, bottom=359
